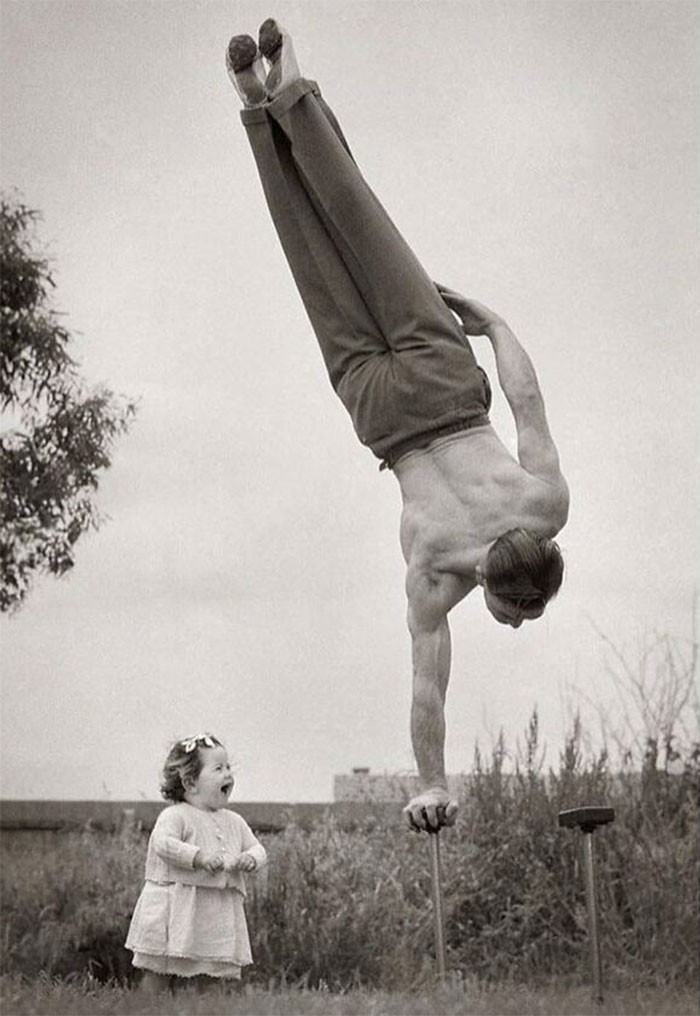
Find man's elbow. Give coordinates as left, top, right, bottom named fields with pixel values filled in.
left=511, top=384, right=545, bottom=414
left=407, top=597, right=442, bottom=638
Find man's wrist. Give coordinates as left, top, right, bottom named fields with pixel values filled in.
left=420, top=782, right=449, bottom=794
left=484, top=319, right=509, bottom=341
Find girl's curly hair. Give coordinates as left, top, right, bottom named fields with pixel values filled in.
left=160, top=734, right=223, bottom=802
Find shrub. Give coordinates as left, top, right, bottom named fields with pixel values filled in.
left=1, top=715, right=696, bottom=990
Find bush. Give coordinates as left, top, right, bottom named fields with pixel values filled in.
left=1, top=715, right=696, bottom=990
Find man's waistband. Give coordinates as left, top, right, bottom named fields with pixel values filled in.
left=379, top=414, right=490, bottom=471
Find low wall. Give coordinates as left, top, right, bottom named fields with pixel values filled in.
left=0, top=799, right=405, bottom=833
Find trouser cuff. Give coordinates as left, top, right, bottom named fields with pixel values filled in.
left=239, top=79, right=320, bottom=125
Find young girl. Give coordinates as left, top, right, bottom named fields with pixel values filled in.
left=125, top=733, right=267, bottom=990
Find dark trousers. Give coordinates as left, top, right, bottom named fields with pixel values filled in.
left=240, top=79, right=491, bottom=467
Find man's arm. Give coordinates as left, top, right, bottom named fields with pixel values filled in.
left=403, top=569, right=460, bottom=831
left=485, top=321, right=563, bottom=484
left=436, top=286, right=565, bottom=486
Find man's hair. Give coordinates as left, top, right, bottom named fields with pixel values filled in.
left=485, top=529, right=564, bottom=608
left=160, top=734, right=224, bottom=802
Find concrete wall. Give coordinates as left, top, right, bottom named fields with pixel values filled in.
left=333, top=771, right=469, bottom=802
left=0, top=799, right=405, bottom=833
left=2, top=771, right=479, bottom=831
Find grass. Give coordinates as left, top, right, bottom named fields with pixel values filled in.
left=2, top=730, right=697, bottom=991
left=1, top=973, right=698, bottom=1016
left=1, top=706, right=697, bottom=1010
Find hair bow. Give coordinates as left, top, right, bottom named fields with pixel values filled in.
left=181, top=733, right=216, bottom=753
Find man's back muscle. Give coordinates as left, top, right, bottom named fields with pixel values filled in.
left=396, top=425, right=567, bottom=601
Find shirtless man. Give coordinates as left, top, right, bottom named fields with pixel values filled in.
left=227, top=22, right=569, bottom=832
left=396, top=290, right=568, bottom=832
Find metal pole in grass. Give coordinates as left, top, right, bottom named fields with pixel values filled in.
left=558, top=806, right=615, bottom=1004
left=427, top=827, right=447, bottom=982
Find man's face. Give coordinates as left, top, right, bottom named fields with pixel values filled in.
left=484, top=588, right=545, bottom=628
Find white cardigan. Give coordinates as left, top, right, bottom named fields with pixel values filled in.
left=143, top=802, right=267, bottom=896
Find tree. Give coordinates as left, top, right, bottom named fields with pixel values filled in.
left=1, top=194, right=136, bottom=612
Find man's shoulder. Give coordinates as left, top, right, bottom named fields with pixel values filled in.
left=406, top=555, right=477, bottom=628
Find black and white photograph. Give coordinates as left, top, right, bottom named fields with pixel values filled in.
left=1, top=1, right=697, bottom=1013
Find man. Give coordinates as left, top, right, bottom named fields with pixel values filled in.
left=227, top=21, right=569, bottom=832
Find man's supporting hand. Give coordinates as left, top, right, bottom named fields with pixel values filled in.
left=403, top=786, right=458, bottom=833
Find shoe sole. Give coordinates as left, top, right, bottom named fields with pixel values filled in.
left=228, top=34, right=258, bottom=73
left=258, top=18, right=282, bottom=60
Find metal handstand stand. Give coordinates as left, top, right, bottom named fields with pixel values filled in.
left=427, top=826, right=447, bottom=982
left=558, top=805, right=615, bottom=1004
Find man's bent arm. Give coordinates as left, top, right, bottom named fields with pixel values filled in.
left=485, top=322, right=541, bottom=408
left=485, top=321, right=563, bottom=483
left=436, top=287, right=564, bottom=486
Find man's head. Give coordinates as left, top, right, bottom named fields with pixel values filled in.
left=478, top=528, right=564, bottom=628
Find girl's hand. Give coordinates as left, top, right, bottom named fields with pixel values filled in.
left=228, top=853, right=257, bottom=872
left=194, top=850, right=224, bottom=873
left=435, top=283, right=505, bottom=336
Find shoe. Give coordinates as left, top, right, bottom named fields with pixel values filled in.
left=257, top=19, right=300, bottom=96
left=226, top=34, right=268, bottom=107
left=258, top=18, right=283, bottom=62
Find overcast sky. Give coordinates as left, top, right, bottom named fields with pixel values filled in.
left=1, top=0, right=697, bottom=803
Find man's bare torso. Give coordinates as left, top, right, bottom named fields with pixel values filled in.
left=394, top=424, right=568, bottom=619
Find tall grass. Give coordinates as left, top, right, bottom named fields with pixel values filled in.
left=1, top=712, right=697, bottom=992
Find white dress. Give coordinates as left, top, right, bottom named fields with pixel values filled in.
left=125, top=803, right=267, bottom=980
left=128, top=882, right=250, bottom=978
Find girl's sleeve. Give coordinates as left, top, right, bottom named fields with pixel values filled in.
left=151, top=808, right=200, bottom=868
left=238, top=816, right=268, bottom=869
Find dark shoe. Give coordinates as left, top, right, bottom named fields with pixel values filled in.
left=226, top=34, right=268, bottom=107
left=257, top=19, right=300, bottom=96
left=258, top=18, right=283, bottom=61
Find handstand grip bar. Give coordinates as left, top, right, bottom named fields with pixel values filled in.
left=558, top=806, right=615, bottom=834
left=558, top=806, right=615, bottom=1004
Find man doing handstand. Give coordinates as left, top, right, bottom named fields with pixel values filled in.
left=226, top=21, right=570, bottom=832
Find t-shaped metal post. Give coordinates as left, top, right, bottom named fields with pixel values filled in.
left=558, top=806, right=615, bottom=1003
left=427, top=828, right=447, bottom=982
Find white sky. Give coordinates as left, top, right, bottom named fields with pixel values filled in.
left=1, top=0, right=698, bottom=802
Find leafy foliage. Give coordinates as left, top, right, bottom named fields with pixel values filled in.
left=1, top=195, right=136, bottom=611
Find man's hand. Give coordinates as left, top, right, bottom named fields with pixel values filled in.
left=403, top=787, right=458, bottom=833
left=194, top=850, right=224, bottom=873
left=435, top=283, right=504, bottom=336
left=226, top=853, right=257, bottom=873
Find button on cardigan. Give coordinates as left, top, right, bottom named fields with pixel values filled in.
left=144, top=802, right=267, bottom=896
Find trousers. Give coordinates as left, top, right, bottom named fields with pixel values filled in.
left=240, top=79, right=491, bottom=468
